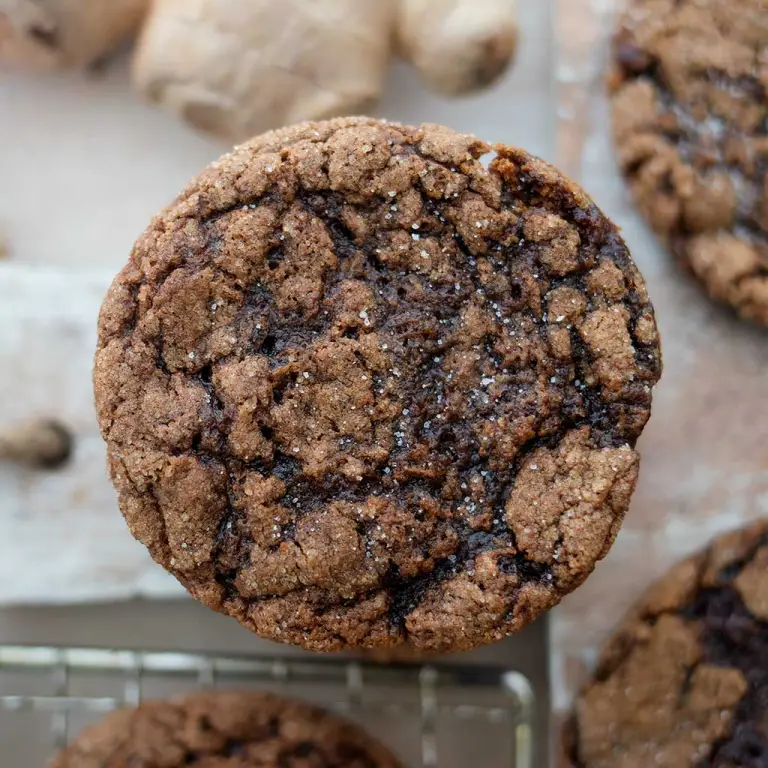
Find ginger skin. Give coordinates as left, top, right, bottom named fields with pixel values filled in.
left=132, top=0, right=397, bottom=144
left=0, top=0, right=148, bottom=71
left=397, top=0, right=519, bottom=95
left=133, top=0, right=519, bottom=142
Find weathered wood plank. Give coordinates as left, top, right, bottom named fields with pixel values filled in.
left=0, top=267, right=182, bottom=602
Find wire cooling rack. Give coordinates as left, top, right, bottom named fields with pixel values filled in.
left=0, top=645, right=534, bottom=767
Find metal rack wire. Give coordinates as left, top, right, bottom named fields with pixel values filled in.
left=0, top=645, right=534, bottom=767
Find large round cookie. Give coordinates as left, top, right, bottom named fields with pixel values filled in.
left=609, top=0, right=768, bottom=324
left=565, top=518, right=768, bottom=768
left=94, top=117, right=661, bottom=653
left=50, top=690, right=403, bottom=767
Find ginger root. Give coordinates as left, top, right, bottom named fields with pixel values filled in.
left=0, top=418, right=72, bottom=469
left=133, top=0, right=397, bottom=144
left=396, top=0, right=518, bottom=95
left=134, top=0, right=519, bottom=142
left=0, top=0, right=149, bottom=71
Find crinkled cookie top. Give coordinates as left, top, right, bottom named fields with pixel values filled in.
left=610, top=0, right=768, bottom=324
left=94, top=117, right=661, bottom=653
left=567, top=518, right=768, bottom=768
left=51, top=690, right=403, bottom=767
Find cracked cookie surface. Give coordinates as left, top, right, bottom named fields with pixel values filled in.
left=50, top=690, right=403, bottom=767
left=609, top=0, right=768, bottom=324
left=94, top=117, right=661, bottom=653
left=565, top=518, right=768, bottom=768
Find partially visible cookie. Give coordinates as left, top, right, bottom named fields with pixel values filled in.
left=565, top=518, right=768, bottom=768
left=609, top=0, right=768, bottom=325
left=49, top=690, right=404, bottom=767
left=94, top=116, right=661, bottom=654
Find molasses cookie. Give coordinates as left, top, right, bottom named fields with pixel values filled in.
left=609, top=0, right=768, bottom=324
left=94, top=117, right=661, bottom=653
left=565, top=518, right=768, bottom=768
left=50, top=690, right=403, bottom=767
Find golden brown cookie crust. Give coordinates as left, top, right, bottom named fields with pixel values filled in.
left=49, top=690, right=403, bottom=767
left=94, top=117, right=661, bottom=653
left=609, top=0, right=768, bottom=325
left=566, top=518, right=768, bottom=768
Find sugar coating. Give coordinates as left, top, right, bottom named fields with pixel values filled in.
left=94, top=117, right=661, bottom=653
